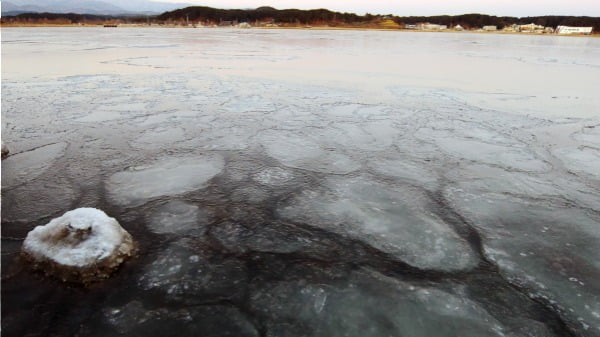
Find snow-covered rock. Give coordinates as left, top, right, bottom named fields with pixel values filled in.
left=21, top=208, right=135, bottom=283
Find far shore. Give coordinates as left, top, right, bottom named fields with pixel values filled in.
left=1, top=23, right=598, bottom=37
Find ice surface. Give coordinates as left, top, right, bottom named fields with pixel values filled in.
left=446, top=194, right=600, bottom=335
left=139, top=238, right=247, bottom=304
left=252, top=167, right=295, bottom=186
left=106, top=155, right=224, bottom=207
left=279, top=176, right=478, bottom=270
left=129, top=127, right=187, bottom=149
left=415, top=129, right=552, bottom=172
left=445, top=164, right=600, bottom=212
left=250, top=269, right=516, bottom=337
left=1, top=142, right=67, bottom=188
left=553, top=147, right=600, bottom=179
left=146, top=200, right=207, bottom=235
left=21, top=208, right=134, bottom=282
left=1, top=141, right=9, bottom=158
left=573, top=125, right=600, bottom=148
left=258, top=130, right=360, bottom=174
left=98, top=301, right=258, bottom=337
left=367, top=156, right=439, bottom=189
left=2, top=28, right=600, bottom=337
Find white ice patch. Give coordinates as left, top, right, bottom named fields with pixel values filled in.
left=106, top=154, right=224, bottom=207
left=22, top=208, right=134, bottom=268
left=278, top=177, right=477, bottom=271
left=252, top=167, right=294, bottom=186
left=553, top=147, right=600, bottom=179
left=259, top=131, right=360, bottom=174
left=147, top=200, right=206, bottom=235
left=2, top=142, right=67, bottom=188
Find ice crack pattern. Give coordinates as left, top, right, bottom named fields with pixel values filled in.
left=2, top=28, right=600, bottom=337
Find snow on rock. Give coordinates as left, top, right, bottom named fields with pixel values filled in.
left=106, top=154, right=225, bottom=207
left=21, top=208, right=135, bottom=283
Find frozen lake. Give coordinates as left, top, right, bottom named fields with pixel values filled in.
left=2, top=27, right=600, bottom=337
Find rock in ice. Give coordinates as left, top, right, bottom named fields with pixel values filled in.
left=106, top=155, right=225, bottom=207
left=21, top=208, right=135, bottom=283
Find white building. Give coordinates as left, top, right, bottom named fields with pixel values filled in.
left=482, top=25, right=497, bottom=31
left=555, top=26, right=593, bottom=35
left=518, top=23, right=544, bottom=32
left=417, top=23, right=447, bottom=30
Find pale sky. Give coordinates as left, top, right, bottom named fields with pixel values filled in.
left=161, top=0, right=600, bottom=17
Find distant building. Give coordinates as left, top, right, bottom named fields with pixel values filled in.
left=417, top=23, right=447, bottom=30
left=482, top=25, right=497, bottom=31
left=555, top=26, right=593, bottom=35
left=237, top=22, right=251, bottom=28
left=518, top=23, right=544, bottom=32
left=454, top=24, right=464, bottom=31
left=405, top=24, right=417, bottom=29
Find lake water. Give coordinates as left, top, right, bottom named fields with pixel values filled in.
left=2, top=27, right=600, bottom=337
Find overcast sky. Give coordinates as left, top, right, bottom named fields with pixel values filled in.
left=161, top=0, right=600, bottom=17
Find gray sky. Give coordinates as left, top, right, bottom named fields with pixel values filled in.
left=160, top=0, right=600, bottom=17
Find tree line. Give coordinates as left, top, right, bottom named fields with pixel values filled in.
left=2, top=7, right=599, bottom=32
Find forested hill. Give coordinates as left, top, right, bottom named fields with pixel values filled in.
left=158, top=6, right=364, bottom=24
left=2, top=6, right=599, bottom=32
left=159, top=6, right=600, bottom=31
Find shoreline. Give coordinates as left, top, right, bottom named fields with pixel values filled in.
left=1, top=23, right=598, bottom=37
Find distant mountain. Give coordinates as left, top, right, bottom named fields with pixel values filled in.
left=1, top=0, right=191, bottom=15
